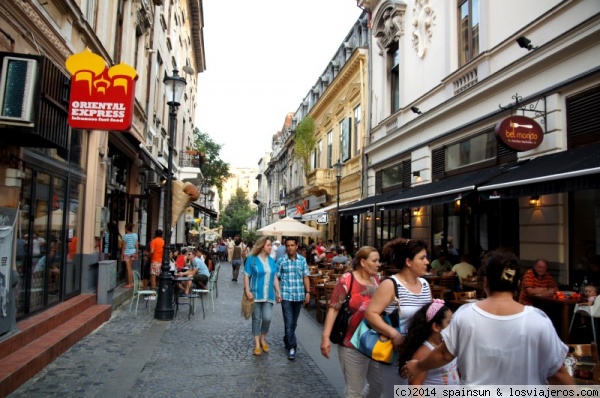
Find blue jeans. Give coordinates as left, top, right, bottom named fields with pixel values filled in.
left=252, top=302, right=273, bottom=336
left=281, top=300, right=303, bottom=350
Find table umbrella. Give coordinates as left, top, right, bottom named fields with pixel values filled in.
left=257, top=217, right=322, bottom=238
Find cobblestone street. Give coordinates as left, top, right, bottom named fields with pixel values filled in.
left=9, top=262, right=343, bottom=398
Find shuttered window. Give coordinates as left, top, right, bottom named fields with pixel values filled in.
left=567, top=85, right=600, bottom=147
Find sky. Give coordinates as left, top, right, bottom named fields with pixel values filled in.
left=196, top=0, right=363, bottom=169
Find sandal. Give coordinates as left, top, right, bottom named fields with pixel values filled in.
left=123, top=284, right=133, bottom=288
left=253, top=347, right=262, bottom=356
left=260, top=342, right=270, bottom=353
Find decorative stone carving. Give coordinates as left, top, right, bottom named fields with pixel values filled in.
left=411, top=0, right=435, bottom=58
left=16, top=1, right=71, bottom=59
left=373, top=1, right=407, bottom=55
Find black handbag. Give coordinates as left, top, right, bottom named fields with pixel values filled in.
left=329, top=273, right=354, bottom=344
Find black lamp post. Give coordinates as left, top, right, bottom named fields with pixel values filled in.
left=333, top=160, right=343, bottom=244
left=201, top=183, right=211, bottom=243
left=155, top=69, right=187, bottom=321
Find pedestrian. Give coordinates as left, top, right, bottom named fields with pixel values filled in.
left=364, top=238, right=431, bottom=394
left=243, top=236, right=280, bottom=356
left=231, top=237, right=243, bottom=281
left=148, top=229, right=164, bottom=294
left=397, top=300, right=459, bottom=385
left=227, top=237, right=235, bottom=262
left=401, top=250, right=574, bottom=385
left=320, top=246, right=382, bottom=398
left=121, top=223, right=138, bottom=288
left=276, top=237, right=310, bottom=360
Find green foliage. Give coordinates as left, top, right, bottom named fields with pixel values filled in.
left=220, top=188, right=255, bottom=237
left=242, top=229, right=259, bottom=244
left=293, top=116, right=316, bottom=177
left=192, top=128, right=231, bottom=193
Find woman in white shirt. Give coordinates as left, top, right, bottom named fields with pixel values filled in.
left=402, top=250, right=573, bottom=385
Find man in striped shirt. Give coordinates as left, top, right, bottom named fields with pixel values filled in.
left=519, top=258, right=558, bottom=305
left=276, top=237, right=310, bottom=360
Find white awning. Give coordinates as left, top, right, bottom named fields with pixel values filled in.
left=302, top=200, right=357, bottom=221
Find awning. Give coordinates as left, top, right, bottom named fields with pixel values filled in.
left=478, top=143, right=600, bottom=199
left=378, top=167, right=502, bottom=209
left=190, top=202, right=218, bottom=218
left=139, top=144, right=167, bottom=178
left=339, top=187, right=406, bottom=215
left=302, top=200, right=357, bottom=221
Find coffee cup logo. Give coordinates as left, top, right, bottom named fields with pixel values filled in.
left=65, top=48, right=138, bottom=131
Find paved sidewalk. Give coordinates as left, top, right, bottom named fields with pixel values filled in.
left=9, top=262, right=344, bottom=398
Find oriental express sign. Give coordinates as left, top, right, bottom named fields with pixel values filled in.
left=494, top=115, right=543, bottom=152
left=65, top=48, right=138, bottom=131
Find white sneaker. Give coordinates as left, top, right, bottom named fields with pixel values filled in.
left=145, top=295, right=156, bottom=301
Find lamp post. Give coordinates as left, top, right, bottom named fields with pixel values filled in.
left=155, top=69, right=187, bottom=321
left=201, top=183, right=211, bottom=244
left=333, top=160, right=343, bottom=244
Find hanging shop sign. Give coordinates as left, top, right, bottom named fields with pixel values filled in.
left=494, top=115, right=543, bottom=152
left=65, top=48, right=138, bottom=131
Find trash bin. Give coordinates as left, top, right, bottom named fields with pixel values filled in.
left=97, top=260, right=117, bottom=305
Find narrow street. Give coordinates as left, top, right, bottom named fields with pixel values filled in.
left=9, top=262, right=344, bottom=398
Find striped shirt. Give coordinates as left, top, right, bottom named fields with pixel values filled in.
left=519, top=269, right=558, bottom=305
left=122, top=233, right=138, bottom=255
left=244, top=255, right=279, bottom=303
left=385, top=275, right=432, bottom=336
left=277, top=254, right=309, bottom=302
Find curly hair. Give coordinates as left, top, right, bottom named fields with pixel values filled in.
left=382, top=238, right=428, bottom=270
left=397, top=301, right=450, bottom=371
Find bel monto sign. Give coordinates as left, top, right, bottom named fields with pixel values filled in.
left=494, top=115, right=543, bottom=151
left=65, top=48, right=138, bottom=131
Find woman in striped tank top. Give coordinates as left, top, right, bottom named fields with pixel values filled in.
left=365, top=238, right=431, bottom=394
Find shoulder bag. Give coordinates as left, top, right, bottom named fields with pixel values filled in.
left=350, top=277, right=401, bottom=365
left=329, top=272, right=354, bottom=345
left=241, top=256, right=256, bottom=319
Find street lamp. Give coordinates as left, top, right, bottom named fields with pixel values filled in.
left=333, top=160, right=343, bottom=244
left=155, top=69, right=187, bottom=321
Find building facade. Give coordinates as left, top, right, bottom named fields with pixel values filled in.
left=349, top=0, right=600, bottom=283
left=0, top=0, right=205, bottom=334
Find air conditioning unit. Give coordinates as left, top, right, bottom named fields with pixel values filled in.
left=0, top=54, right=41, bottom=126
left=147, top=170, right=160, bottom=187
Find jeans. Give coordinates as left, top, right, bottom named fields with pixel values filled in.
left=338, top=345, right=383, bottom=398
left=252, top=302, right=273, bottom=336
left=231, top=260, right=242, bottom=280
left=281, top=300, right=303, bottom=350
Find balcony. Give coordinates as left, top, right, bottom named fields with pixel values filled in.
left=306, top=168, right=336, bottom=195
left=179, top=151, right=203, bottom=181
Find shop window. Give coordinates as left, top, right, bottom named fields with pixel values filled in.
left=570, top=190, right=600, bottom=287
left=458, top=0, right=479, bottom=66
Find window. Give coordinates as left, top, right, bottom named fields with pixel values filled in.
left=458, top=0, right=480, bottom=66
left=446, top=131, right=496, bottom=171
left=340, top=118, right=351, bottom=162
left=327, top=131, right=333, bottom=168
left=354, top=104, right=361, bottom=156
left=382, top=163, right=404, bottom=189
left=389, top=46, right=400, bottom=113
left=310, top=149, right=316, bottom=170
left=85, top=0, right=98, bottom=29
left=317, top=140, right=322, bottom=168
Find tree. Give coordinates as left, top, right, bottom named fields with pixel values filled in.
left=292, top=116, right=316, bottom=177
left=192, top=128, right=231, bottom=192
left=220, top=188, right=255, bottom=237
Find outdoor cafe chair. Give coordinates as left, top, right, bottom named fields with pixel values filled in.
left=192, top=264, right=221, bottom=314
left=569, top=298, right=600, bottom=345
left=129, top=271, right=156, bottom=316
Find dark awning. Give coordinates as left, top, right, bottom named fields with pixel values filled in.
left=378, top=167, right=502, bottom=209
left=339, top=187, right=406, bottom=215
left=478, top=143, right=600, bottom=199
left=139, top=144, right=167, bottom=178
left=190, top=202, right=218, bottom=218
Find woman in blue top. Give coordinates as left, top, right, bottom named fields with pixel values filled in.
left=243, top=236, right=280, bottom=356
left=121, top=223, right=139, bottom=288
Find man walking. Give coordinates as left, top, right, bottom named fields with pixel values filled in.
left=276, top=237, right=310, bottom=360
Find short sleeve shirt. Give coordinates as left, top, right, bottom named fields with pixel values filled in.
left=277, top=254, right=309, bottom=302
left=122, top=233, right=138, bottom=255
left=150, top=237, right=164, bottom=263
left=244, top=255, right=279, bottom=303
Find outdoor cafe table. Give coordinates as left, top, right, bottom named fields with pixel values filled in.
left=529, top=294, right=580, bottom=343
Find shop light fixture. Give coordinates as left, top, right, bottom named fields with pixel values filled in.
left=413, top=208, right=421, bottom=217
left=529, top=195, right=541, bottom=206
